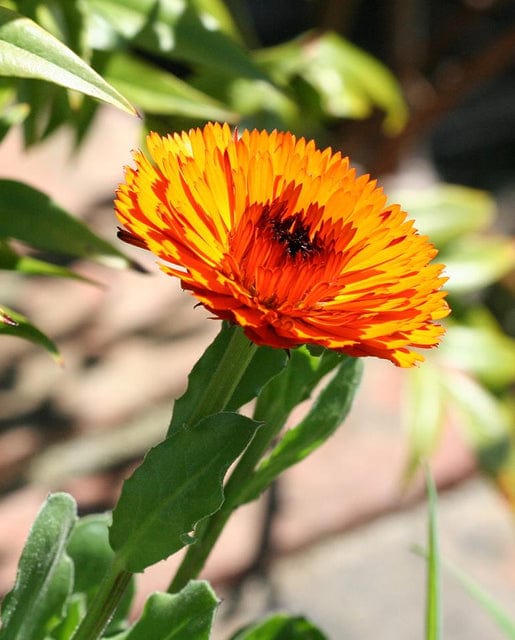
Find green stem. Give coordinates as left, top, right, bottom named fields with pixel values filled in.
left=171, top=325, right=257, bottom=432
left=168, top=400, right=288, bottom=593
left=71, top=560, right=132, bottom=640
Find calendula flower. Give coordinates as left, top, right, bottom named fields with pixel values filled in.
left=115, top=123, right=448, bottom=367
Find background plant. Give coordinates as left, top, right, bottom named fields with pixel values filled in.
left=0, top=1, right=514, bottom=638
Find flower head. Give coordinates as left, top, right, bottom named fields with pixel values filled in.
left=115, top=123, right=449, bottom=367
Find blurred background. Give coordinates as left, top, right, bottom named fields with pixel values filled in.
left=0, top=0, right=514, bottom=637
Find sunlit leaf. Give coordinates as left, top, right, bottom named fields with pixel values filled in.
left=102, top=51, right=237, bottom=121
left=84, top=0, right=264, bottom=79
left=256, top=31, right=407, bottom=134
left=403, top=361, right=446, bottom=481
left=442, top=370, right=511, bottom=449
left=442, top=237, right=515, bottom=295
left=390, top=185, right=495, bottom=248
left=0, top=5, right=136, bottom=114
left=439, top=321, right=515, bottom=389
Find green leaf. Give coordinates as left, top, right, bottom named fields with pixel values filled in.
left=0, top=493, right=77, bottom=640
left=101, top=51, right=237, bottom=121
left=0, top=84, right=28, bottom=141
left=438, top=321, right=515, bottom=390
left=256, top=31, right=407, bottom=134
left=403, top=361, right=446, bottom=481
left=442, top=370, right=511, bottom=450
left=66, top=513, right=134, bottom=635
left=0, top=5, right=136, bottom=115
left=230, top=613, right=328, bottom=640
left=168, top=323, right=286, bottom=435
left=113, top=582, right=218, bottom=640
left=441, top=559, right=515, bottom=638
left=85, top=0, right=265, bottom=80
left=0, top=179, right=134, bottom=267
left=241, top=356, right=363, bottom=505
left=0, top=304, right=61, bottom=362
left=425, top=469, right=442, bottom=640
left=442, top=236, right=515, bottom=295
left=110, top=412, right=260, bottom=572
left=390, top=185, right=495, bottom=248
left=0, top=240, right=99, bottom=284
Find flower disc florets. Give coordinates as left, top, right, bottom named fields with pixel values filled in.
left=115, top=123, right=449, bottom=367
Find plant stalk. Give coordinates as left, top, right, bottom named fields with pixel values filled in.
left=71, top=560, right=132, bottom=640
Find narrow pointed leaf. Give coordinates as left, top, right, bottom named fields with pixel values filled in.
left=0, top=304, right=61, bottom=362
left=0, top=179, right=135, bottom=267
left=0, top=240, right=99, bottom=284
left=425, top=469, right=442, bottom=640
left=113, top=582, right=218, bottom=640
left=0, top=6, right=136, bottom=115
left=102, top=52, right=237, bottom=121
left=403, top=362, right=445, bottom=481
left=241, top=357, right=363, bottom=505
left=0, top=493, right=77, bottom=640
left=110, top=412, right=260, bottom=572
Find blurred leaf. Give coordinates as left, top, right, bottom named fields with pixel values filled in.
left=0, top=179, right=135, bottom=267
left=66, top=514, right=134, bottom=635
left=0, top=6, right=136, bottom=114
left=230, top=612, right=328, bottom=639
left=110, top=412, right=259, bottom=572
left=49, top=593, right=86, bottom=640
left=0, top=240, right=99, bottom=284
left=442, top=370, right=511, bottom=450
left=403, top=362, right=446, bottom=481
left=415, top=545, right=515, bottom=639
left=85, top=0, right=265, bottom=79
left=169, top=322, right=286, bottom=435
left=0, top=304, right=61, bottom=362
left=425, top=469, right=442, bottom=640
left=0, top=493, right=77, bottom=640
left=439, top=321, right=515, bottom=389
left=391, top=185, right=495, bottom=248
left=111, top=582, right=218, bottom=640
left=0, top=84, right=28, bottom=141
left=102, top=51, right=237, bottom=121
left=192, top=70, right=301, bottom=131
left=442, top=237, right=515, bottom=295
left=256, top=31, right=407, bottom=134
left=241, top=356, right=363, bottom=505
left=16, top=0, right=89, bottom=58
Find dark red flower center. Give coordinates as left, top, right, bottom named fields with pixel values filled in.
left=259, top=202, right=322, bottom=260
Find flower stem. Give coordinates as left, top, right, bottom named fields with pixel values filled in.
left=171, top=325, right=258, bottom=432
left=71, top=560, right=132, bottom=640
left=168, top=400, right=288, bottom=593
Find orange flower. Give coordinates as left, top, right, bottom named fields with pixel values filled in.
left=115, top=123, right=449, bottom=367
